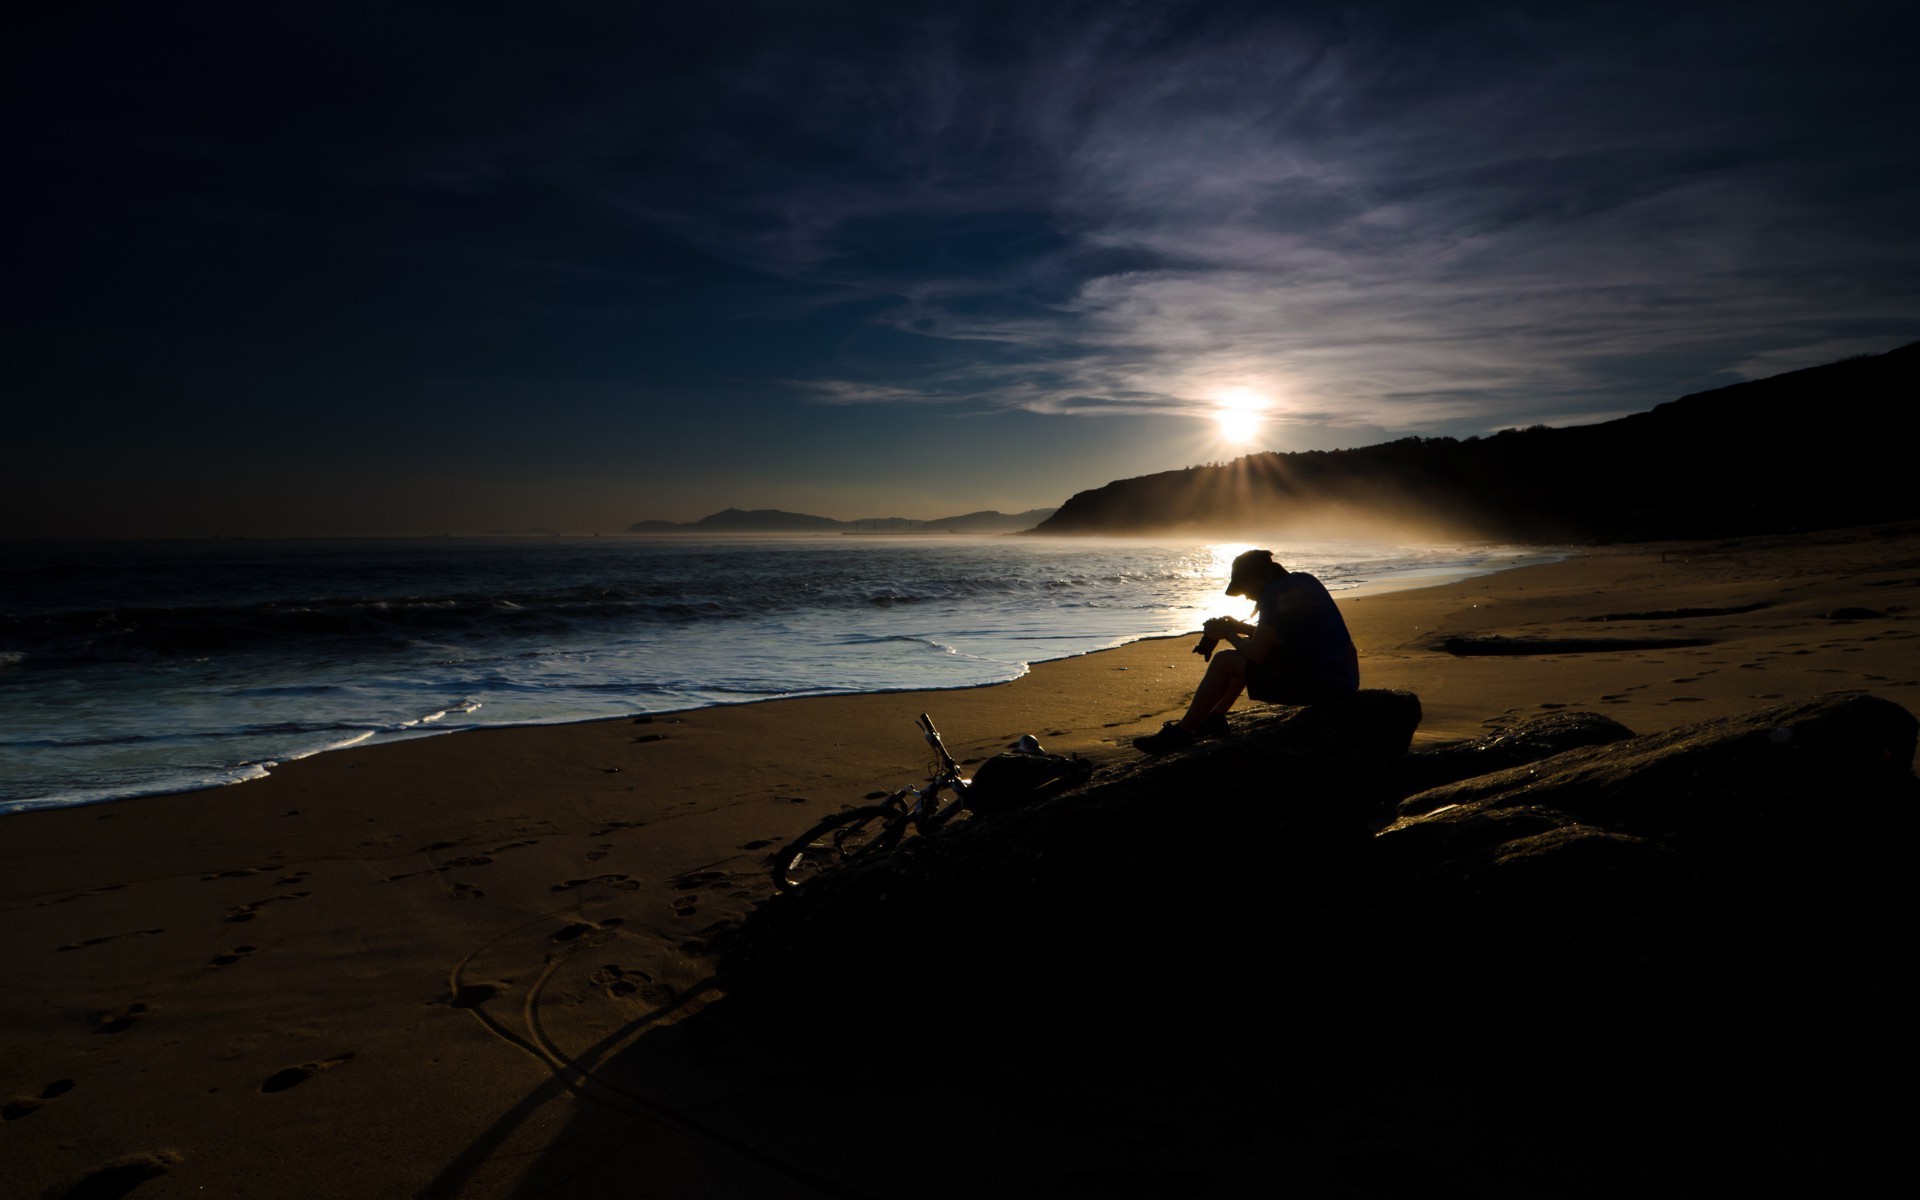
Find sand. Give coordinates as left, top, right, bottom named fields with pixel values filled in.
left=5, top=522, right=1918, bottom=1198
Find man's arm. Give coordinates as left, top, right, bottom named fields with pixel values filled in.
left=1204, top=616, right=1279, bottom=664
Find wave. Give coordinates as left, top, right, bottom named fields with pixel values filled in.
left=2, top=537, right=1537, bottom=812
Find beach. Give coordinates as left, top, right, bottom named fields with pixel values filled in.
left=6, top=522, right=1917, bottom=1199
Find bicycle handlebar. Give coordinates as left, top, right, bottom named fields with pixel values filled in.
left=916, top=712, right=961, bottom=777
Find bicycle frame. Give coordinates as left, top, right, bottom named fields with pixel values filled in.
left=769, top=712, right=975, bottom=890
left=901, top=712, right=970, bottom=829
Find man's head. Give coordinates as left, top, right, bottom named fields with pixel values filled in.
left=1225, top=549, right=1286, bottom=598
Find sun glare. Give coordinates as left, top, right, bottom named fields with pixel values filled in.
left=1214, top=388, right=1269, bottom=445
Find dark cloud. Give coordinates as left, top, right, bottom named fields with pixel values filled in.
left=6, top=1, right=1916, bottom=534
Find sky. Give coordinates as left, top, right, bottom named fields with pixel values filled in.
left=6, top=0, right=1917, bottom=537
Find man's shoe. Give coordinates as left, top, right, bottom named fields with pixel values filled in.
left=1197, top=712, right=1230, bottom=739
left=1132, top=721, right=1195, bottom=754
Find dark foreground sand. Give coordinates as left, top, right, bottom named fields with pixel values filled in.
left=4, top=523, right=1918, bottom=1198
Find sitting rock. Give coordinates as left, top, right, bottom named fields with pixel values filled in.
left=726, top=690, right=1918, bottom=1043
left=724, top=690, right=1423, bottom=1008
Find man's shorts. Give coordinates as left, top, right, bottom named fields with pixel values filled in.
left=1245, top=655, right=1355, bottom=705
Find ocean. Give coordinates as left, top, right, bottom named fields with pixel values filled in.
left=0, top=535, right=1543, bottom=813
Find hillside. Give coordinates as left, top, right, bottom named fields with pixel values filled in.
left=1033, top=342, right=1920, bottom=542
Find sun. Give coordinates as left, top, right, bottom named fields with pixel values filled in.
left=1214, top=388, right=1269, bottom=445
left=1217, top=409, right=1263, bottom=444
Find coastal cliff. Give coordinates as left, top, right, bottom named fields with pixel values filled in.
left=1035, top=341, right=1920, bottom=541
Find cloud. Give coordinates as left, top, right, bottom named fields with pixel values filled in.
left=599, top=1, right=1920, bottom=435
left=13, top=0, right=1917, bottom=452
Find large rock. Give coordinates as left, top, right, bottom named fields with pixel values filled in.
left=724, top=690, right=1918, bottom=1036
left=697, top=691, right=1920, bottom=1200
left=722, top=690, right=1423, bottom=1007
left=1381, top=709, right=1636, bottom=806
left=1392, top=692, right=1918, bottom=866
left=1367, top=691, right=1920, bottom=1018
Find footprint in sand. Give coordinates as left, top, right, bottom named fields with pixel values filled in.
left=54, top=1150, right=182, bottom=1200
left=448, top=881, right=485, bottom=900
left=549, top=918, right=624, bottom=946
left=679, top=920, right=737, bottom=954
left=94, top=1003, right=148, bottom=1034
left=671, top=896, right=699, bottom=917
left=200, top=866, right=269, bottom=881
left=590, top=964, right=677, bottom=1006
left=382, top=865, right=446, bottom=883
left=258, top=1052, right=354, bottom=1094
left=447, top=982, right=502, bottom=1009
left=550, top=874, right=641, bottom=893
left=590, top=818, right=650, bottom=837
left=224, top=892, right=311, bottom=922
left=57, top=928, right=165, bottom=952
left=3, top=1078, right=76, bottom=1122
left=36, top=883, right=128, bottom=908
left=585, top=843, right=615, bottom=862
left=207, top=945, right=257, bottom=967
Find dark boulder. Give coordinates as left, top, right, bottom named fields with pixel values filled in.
left=1391, top=692, right=1918, bottom=868
left=725, top=690, right=1917, bottom=1032
left=700, top=689, right=1920, bottom=1199
left=1368, top=692, right=1920, bottom=1020
left=722, top=690, right=1423, bottom=1009
left=1386, top=709, right=1636, bottom=808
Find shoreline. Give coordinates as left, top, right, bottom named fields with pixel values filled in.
left=3, top=545, right=1558, bottom=816
left=5, top=523, right=1917, bottom=1198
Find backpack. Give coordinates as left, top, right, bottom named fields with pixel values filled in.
left=965, top=748, right=1094, bottom=814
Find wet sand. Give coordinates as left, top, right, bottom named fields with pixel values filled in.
left=5, top=521, right=1918, bottom=1198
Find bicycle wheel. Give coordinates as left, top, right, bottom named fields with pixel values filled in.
left=771, top=805, right=903, bottom=890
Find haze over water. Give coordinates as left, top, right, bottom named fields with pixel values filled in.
left=0, top=535, right=1543, bottom=812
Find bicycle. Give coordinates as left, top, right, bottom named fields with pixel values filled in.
left=770, top=712, right=974, bottom=890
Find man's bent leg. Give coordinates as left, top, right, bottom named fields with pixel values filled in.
left=1181, top=649, right=1248, bottom=728
left=1137, top=650, right=1251, bottom=753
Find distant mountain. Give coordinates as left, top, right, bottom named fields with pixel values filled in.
left=1032, top=342, right=1920, bottom=543
left=624, top=507, right=1057, bottom=535
left=918, top=509, right=1058, bottom=533
left=696, top=508, right=847, bottom=532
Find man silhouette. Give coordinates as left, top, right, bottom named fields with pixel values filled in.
left=1134, top=549, right=1359, bottom=753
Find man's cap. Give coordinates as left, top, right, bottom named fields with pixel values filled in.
left=1226, top=549, right=1276, bottom=594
